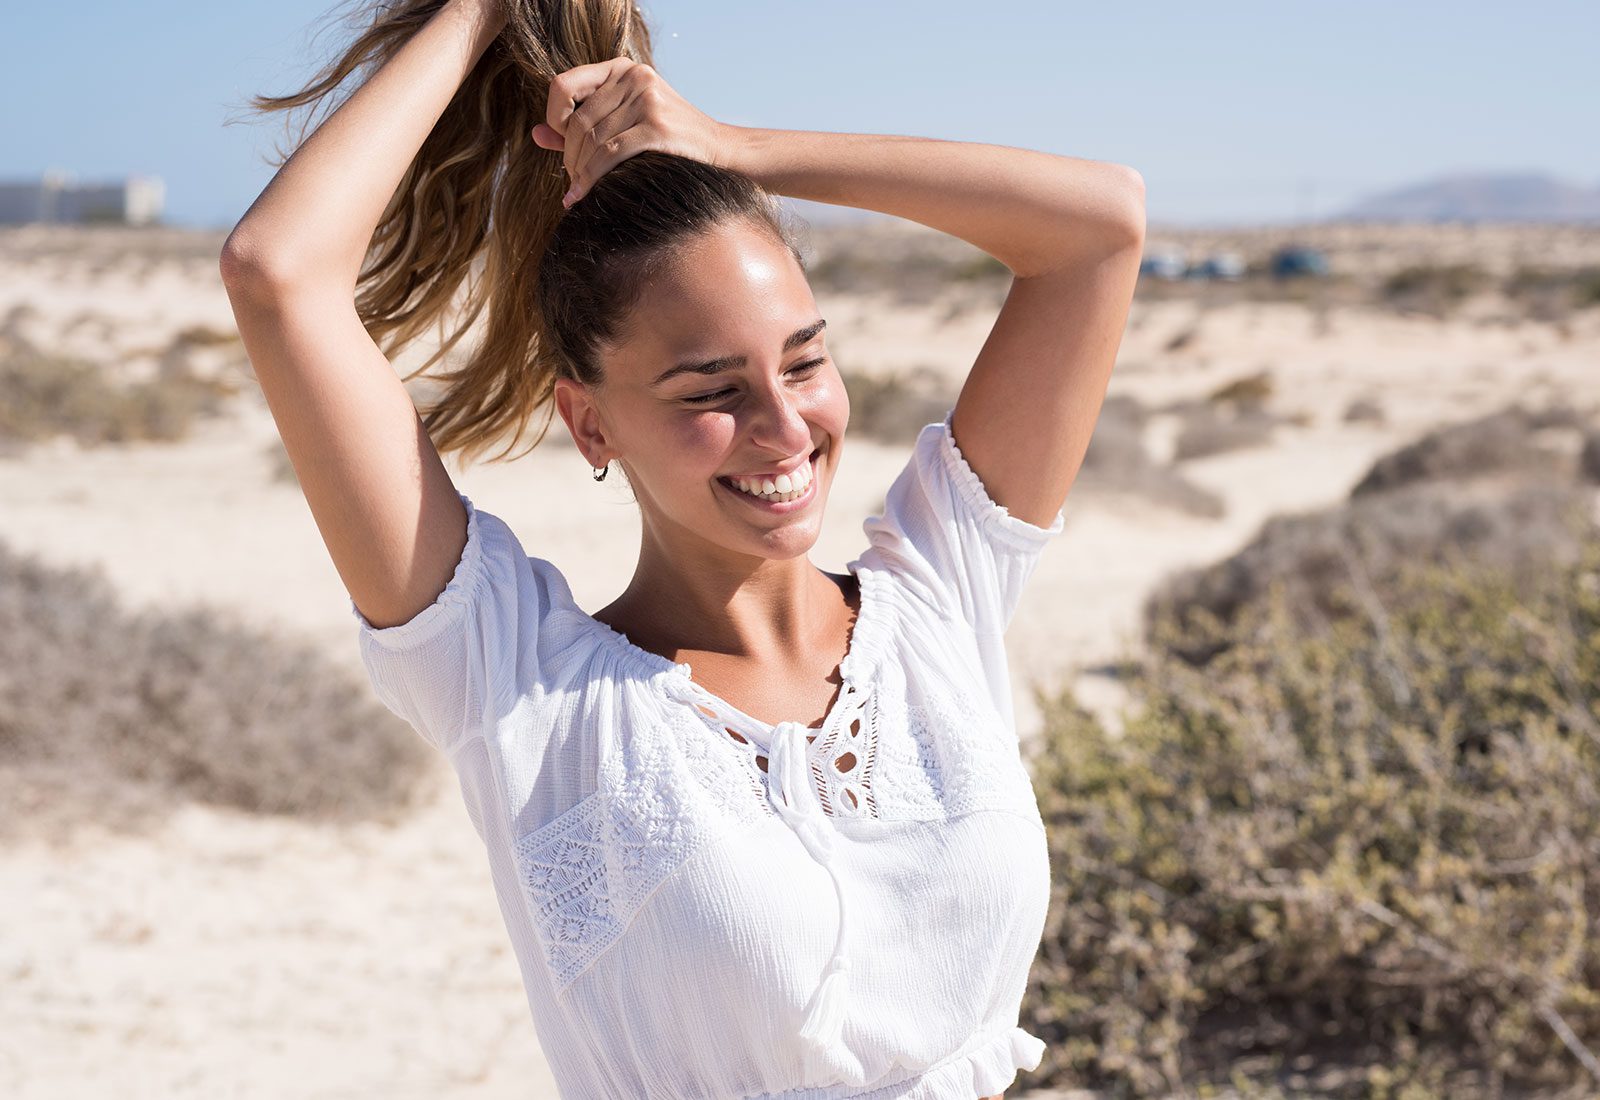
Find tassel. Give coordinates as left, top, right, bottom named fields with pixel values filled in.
left=797, top=954, right=851, bottom=1049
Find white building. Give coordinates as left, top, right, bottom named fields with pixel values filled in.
left=0, top=171, right=165, bottom=225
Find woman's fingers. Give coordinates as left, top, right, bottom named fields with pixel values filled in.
left=540, top=57, right=729, bottom=208
left=565, top=84, right=650, bottom=202
left=565, top=127, right=654, bottom=206
left=560, top=72, right=636, bottom=190
left=544, top=57, right=636, bottom=136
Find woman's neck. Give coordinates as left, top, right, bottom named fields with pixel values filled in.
left=594, top=549, right=853, bottom=668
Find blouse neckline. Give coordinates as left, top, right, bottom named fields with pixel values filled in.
left=567, top=560, right=891, bottom=740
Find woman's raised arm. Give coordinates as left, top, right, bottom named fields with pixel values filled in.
left=222, top=0, right=506, bottom=289
left=219, top=0, right=506, bottom=632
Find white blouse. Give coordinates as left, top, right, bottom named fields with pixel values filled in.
left=351, top=411, right=1067, bottom=1099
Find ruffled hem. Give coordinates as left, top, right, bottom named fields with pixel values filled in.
left=348, top=490, right=484, bottom=649
left=752, top=1024, right=1046, bottom=1100
left=937, top=409, right=1066, bottom=551
left=879, top=1024, right=1046, bottom=1100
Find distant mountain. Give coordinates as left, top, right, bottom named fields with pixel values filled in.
left=1336, top=173, right=1600, bottom=223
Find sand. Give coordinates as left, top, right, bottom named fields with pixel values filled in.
left=3, top=220, right=1599, bottom=1097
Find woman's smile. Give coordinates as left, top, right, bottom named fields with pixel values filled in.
left=717, top=448, right=822, bottom=512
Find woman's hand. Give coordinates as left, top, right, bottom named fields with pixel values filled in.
left=531, top=58, right=732, bottom=209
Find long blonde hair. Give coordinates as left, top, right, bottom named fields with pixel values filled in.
left=247, top=0, right=805, bottom=466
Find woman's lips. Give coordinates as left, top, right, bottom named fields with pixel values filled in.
left=718, top=449, right=821, bottom=512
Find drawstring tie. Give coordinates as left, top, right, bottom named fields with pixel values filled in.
left=767, top=719, right=852, bottom=1075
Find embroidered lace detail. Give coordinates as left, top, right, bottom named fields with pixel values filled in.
left=675, top=703, right=775, bottom=826
left=677, top=680, right=880, bottom=820
left=909, top=682, right=1043, bottom=827
left=514, top=715, right=717, bottom=991
left=870, top=701, right=946, bottom=820
left=511, top=601, right=1041, bottom=993
left=812, top=690, right=876, bottom=818
left=513, top=795, right=614, bottom=988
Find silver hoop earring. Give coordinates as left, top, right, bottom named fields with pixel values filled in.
left=592, top=462, right=609, bottom=482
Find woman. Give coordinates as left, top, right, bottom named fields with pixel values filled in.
left=221, top=0, right=1144, bottom=1095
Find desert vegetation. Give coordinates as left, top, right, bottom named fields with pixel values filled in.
left=0, top=332, right=238, bottom=453
left=1018, top=401, right=1600, bottom=1098
left=7, top=219, right=1600, bottom=1094
left=0, top=537, right=438, bottom=847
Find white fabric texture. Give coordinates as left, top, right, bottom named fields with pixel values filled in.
left=351, top=410, right=1067, bottom=1099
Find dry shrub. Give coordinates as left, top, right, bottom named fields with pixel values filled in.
left=1144, top=485, right=1592, bottom=670
left=840, top=366, right=956, bottom=446
left=1380, top=263, right=1492, bottom=316
left=1580, top=269, right=1600, bottom=309
left=1078, top=392, right=1225, bottom=519
left=1209, top=370, right=1275, bottom=408
left=1171, top=403, right=1280, bottom=462
left=0, top=538, right=436, bottom=846
left=1161, top=370, right=1296, bottom=462
left=1349, top=403, right=1577, bottom=498
left=1344, top=396, right=1385, bottom=424
left=1021, top=500, right=1600, bottom=1098
left=0, top=336, right=233, bottom=449
left=1582, top=431, right=1600, bottom=484
left=1019, top=406, right=1600, bottom=1096
left=172, top=323, right=242, bottom=349
left=1165, top=325, right=1199, bottom=352
left=1506, top=265, right=1600, bottom=322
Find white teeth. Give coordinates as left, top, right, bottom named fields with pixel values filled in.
left=729, top=456, right=814, bottom=502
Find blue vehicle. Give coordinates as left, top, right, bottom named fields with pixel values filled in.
left=1139, top=249, right=1188, bottom=280
left=1185, top=252, right=1246, bottom=281
left=1270, top=246, right=1329, bottom=278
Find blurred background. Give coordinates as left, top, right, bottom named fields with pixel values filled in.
left=4, top=1, right=1599, bottom=1097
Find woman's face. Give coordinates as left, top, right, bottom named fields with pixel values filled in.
left=556, top=218, right=850, bottom=565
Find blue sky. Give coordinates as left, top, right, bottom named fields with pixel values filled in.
left=4, top=0, right=1596, bottom=230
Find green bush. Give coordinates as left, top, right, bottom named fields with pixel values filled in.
left=1022, top=523, right=1600, bottom=1097
left=1019, top=406, right=1600, bottom=1095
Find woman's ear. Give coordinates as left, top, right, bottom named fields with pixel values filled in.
left=553, top=377, right=610, bottom=467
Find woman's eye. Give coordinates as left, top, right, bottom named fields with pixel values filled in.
left=681, top=358, right=827, bottom=406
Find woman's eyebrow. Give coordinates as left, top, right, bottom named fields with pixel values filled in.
left=650, top=319, right=827, bottom=387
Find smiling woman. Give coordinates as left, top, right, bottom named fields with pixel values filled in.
left=548, top=216, right=849, bottom=577
left=219, top=0, right=1141, bottom=1094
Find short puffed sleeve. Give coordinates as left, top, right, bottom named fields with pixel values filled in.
left=349, top=492, right=560, bottom=757
left=861, top=410, right=1066, bottom=640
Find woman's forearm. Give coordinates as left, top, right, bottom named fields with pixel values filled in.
left=222, top=0, right=506, bottom=291
left=719, top=127, right=1144, bottom=279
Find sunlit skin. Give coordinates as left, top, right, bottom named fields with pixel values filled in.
left=553, top=217, right=860, bottom=728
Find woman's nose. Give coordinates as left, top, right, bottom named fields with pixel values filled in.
left=746, top=378, right=812, bottom=454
